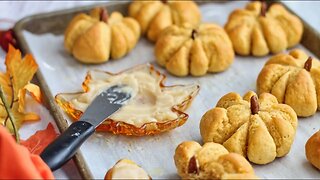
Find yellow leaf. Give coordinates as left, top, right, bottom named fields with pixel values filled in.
left=20, top=112, right=41, bottom=122
left=5, top=45, right=38, bottom=98
left=18, top=83, right=41, bottom=113
left=24, top=83, right=42, bottom=103
left=1, top=110, right=40, bottom=130
left=0, top=45, right=40, bottom=133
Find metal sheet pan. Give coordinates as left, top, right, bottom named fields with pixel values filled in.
left=14, top=1, right=320, bottom=179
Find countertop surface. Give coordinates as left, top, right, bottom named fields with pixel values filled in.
left=0, top=1, right=319, bottom=179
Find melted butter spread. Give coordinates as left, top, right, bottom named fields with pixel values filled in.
left=110, top=160, right=149, bottom=179
left=70, top=69, right=194, bottom=127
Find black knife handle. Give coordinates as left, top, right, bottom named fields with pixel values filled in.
left=40, top=121, right=95, bottom=171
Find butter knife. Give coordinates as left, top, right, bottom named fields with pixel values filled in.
left=40, top=85, right=132, bottom=171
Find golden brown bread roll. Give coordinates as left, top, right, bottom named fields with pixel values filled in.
left=257, top=49, right=320, bottom=117
left=174, top=141, right=258, bottom=179
left=200, top=91, right=298, bottom=164
left=155, top=23, right=234, bottom=77
left=64, top=7, right=140, bottom=63
left=105, top=159, right=151, bottom=179
left=305, top=130, right=320, bottom=170
left=225, top=1, right=303, bottom=56
left=129, top=0, right=201, bottom=42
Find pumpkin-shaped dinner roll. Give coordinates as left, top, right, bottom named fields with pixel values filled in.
left=174, top=141, right=258, bottom=179
left=105, top=159, right=151, bottom=179
left=128, top=0, right=201, bottom=42
left=200, top=91, right=298, bottom=164
left=305, top=130, right=320, bottom=170
left=155, top=23, right=234, bottom=77
left=64, top=7, right=140, bottom=63
left=257, top=49, right=320, bottom=117
left=225, top=1, right=303, bottom=56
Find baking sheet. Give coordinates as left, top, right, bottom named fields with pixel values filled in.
left=22, top=1, right=319, bottom=178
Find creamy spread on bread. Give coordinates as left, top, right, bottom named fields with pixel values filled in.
left=70, top=68, right=193, bottom=127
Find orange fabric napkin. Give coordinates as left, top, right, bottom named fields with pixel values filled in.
left=0, top=125, right=54, bottom=179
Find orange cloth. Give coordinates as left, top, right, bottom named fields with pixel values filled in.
left=0, top=125, right=54, bottom=179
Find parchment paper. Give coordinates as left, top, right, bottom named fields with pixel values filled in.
left=22, top=1, right=320, bottom=178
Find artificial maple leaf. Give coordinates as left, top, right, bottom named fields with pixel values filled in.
left=20, top=123, right=59, bottom=155
left=0, top=44, right=41, bottom=133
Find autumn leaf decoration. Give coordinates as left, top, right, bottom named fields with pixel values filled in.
left=0, top=45, right=41, bottom=139
left=0, top=29, right=17, bottom=52
left=21, top=123, right=58, bottom=155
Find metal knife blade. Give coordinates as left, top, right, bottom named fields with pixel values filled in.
left=80, top=85, right=132, bottom=127
left=40, top=85, right=132, bottom=171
